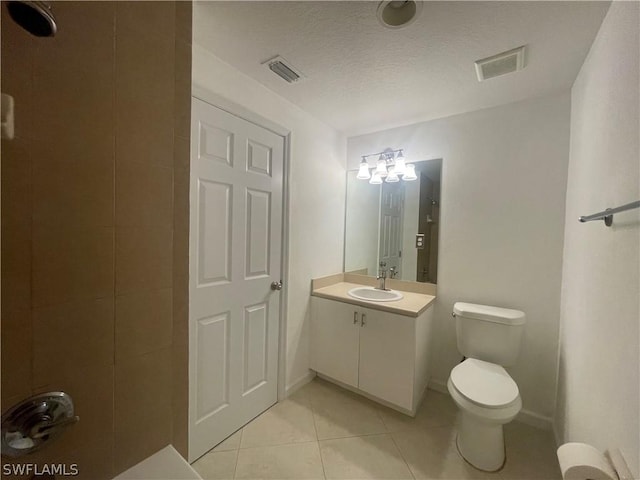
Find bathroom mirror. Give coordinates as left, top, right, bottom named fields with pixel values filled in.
left=344, top=159, right=441, bottom=283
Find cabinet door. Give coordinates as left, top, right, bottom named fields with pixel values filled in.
left=358, top=307, right=415, bottom=410
left=310, top=297, right=360, bottom=388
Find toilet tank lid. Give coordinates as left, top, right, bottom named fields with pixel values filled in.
left=453, top=302, right=525, bottom=325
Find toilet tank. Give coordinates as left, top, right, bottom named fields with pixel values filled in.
left=453, top=302, right=526, bottom=366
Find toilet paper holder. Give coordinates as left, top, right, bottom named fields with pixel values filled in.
left=557, top=442, right=634, bottom=480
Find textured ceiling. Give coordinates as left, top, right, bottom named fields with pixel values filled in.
left=194, top=1, right=610, bottom=136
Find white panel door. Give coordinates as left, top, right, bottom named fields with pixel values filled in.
left=379, top=182, right=404, bottom=276
left=189, top=98, right=284, bottom=462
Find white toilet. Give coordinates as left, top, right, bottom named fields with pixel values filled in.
left=447, top=302, right=526, bottom=472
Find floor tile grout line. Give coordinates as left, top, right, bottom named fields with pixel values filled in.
left=315, top=440, right=328, bottom=480
left=308, top=393, right=328, bottom=480
left=236, top=403, right=318, bottom=449
left=231, top=447, right=240, bottom=480
left=318, top=430, right=400, bottom=443
left=307, top=384, right=419, bottom=443
left=236, top=439, right=321, bottom=451
left=388, top=431, right=417, bottom=480
left=376, top=411, right=392, bottom=433
left=232, top=428, right=244, bottom=479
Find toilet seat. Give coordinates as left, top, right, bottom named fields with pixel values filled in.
left=450, top=358, right=519, bottom=409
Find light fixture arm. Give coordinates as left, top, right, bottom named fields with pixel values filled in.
left=360, top=147, right=403, bottom=163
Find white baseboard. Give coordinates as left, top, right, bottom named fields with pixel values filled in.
left=552, top=421, right=562, bottom=447
left=285, top=370, right=316, bottom=397
left=428, top=378, right=449, bottom=395
left=517, top=409, right=553, bottom=431
left=428, top=378, right=554, bottom=431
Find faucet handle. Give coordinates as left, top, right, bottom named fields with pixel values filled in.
left=379, top=261, right=386, bottom=268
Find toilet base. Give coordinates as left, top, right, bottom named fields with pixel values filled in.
left=456, top=411, right=506, bottom=472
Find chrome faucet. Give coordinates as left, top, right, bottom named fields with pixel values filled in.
left=389, top=266, right=398, bottom=279
left=376, top=262, right=388, bottom=291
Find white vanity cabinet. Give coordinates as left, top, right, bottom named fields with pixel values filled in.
left=310, top=296, right=434, bottom=415
left=309, top=296, right=361, bottom=388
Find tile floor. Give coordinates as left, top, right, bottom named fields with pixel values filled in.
left=193, top=377, right=562, bottom=480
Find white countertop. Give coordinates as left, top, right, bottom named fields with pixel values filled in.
left=312, top=281, right=435, bottom=317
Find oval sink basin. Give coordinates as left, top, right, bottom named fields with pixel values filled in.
left=347, top=286, right=404, bottom=302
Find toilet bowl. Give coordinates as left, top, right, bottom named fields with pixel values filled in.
left=447, top=358, right=522, bottom=471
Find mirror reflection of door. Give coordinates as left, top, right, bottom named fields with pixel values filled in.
left=416, top=170, right=440, bottom=283
left=379, top=182, right=404, bottom=278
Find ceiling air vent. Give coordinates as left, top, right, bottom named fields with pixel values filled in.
left=262, top=55, right=305, bottom=83
left=475, top=46, right=526, bottom=81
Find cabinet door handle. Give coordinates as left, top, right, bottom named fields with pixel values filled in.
left=361, top=313, right=366, bottom=327
left=353, top=311, right=359, bottom=324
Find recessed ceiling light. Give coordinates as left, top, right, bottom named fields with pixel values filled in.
left=376, top=1, right=423, bottom=29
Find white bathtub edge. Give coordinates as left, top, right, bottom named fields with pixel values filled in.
left=113, top=445, right=201, bottom=480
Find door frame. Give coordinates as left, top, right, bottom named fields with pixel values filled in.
left=191, top=84, right=291, bottom=404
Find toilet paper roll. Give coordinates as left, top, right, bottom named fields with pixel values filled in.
left=557, top=443, right=617, bottom=480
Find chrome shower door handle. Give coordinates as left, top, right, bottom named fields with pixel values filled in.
left=31, top=415, right=79, bottom=439
left=1, top=392, right=78, bottom=457
left=270, top=281, right=283, bottom=291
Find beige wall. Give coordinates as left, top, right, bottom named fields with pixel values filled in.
left=556, top=1, right=639, bottom=475
left=192, top=45, right=347, bottom=392
left=348, top=93, right=571, bottom=425
left=1, top=2, right=191, bottom=477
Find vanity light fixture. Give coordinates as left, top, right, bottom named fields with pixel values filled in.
left=357, top=148, right=416, bottom=184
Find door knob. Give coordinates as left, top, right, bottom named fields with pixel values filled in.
left=270, top=281, right=283, bottom=291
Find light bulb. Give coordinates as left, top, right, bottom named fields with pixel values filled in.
left=369, top=172, right=383, bottom=184
left=356, top=158, right=371, bottom=179
left=385, top=167, right=399, bottom=182
left=402, top=163, right=417, bottom=181
left=394, top=151, right=406, bottom=175
left=375, top=154, right=388, bottom=176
